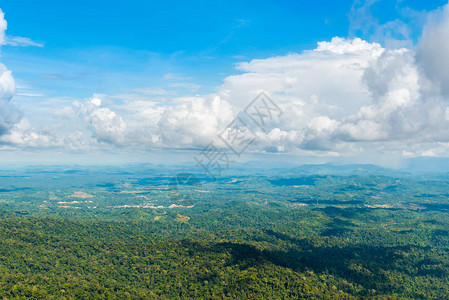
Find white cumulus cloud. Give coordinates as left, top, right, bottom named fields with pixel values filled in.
left=0, top=9, right=23, bottom=138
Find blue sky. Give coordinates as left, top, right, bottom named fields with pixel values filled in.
left=3, top=0, right=444, bottom=97
left=1, top=0, right=446, bottom=98
left=0, top=0, right=449, bottom=165
left=1, top=0, right=355, bottom=97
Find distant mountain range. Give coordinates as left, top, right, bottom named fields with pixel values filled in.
left=2, top=156, right=449, bottom=178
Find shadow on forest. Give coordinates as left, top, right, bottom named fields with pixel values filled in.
left=181, top=228, right=449, bottom=293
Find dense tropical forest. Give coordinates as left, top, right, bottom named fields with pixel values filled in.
left=0, top=164, right=448, bottom=299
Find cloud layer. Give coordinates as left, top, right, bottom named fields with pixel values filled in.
left=0, top=9, right=22, bottom=138
left=4, top=4, right=449, bottom=159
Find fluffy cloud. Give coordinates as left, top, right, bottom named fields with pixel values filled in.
left=156, top=96, right=234, bottom=148
left=214, top=37, right=384, bottom=153
left=85, top=97, right=126, bottom=145
left=54, top=95, right=127, bottom=147
left=416, top=4, right=449, bottom=97
left=0, top=119, right=55, bottom=147
left=0, top=9, right=23, bottom=138
left=43, top=25, right=449, bottom=156
left=0, top=10, right=51, bottom=149
left=0, top=9, right=6, bottom=46
left=333, top=5, right=449, bottom=155
left=212, top=8, right=449, bottom=157
left=54, top=93, right=234, bottom=150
